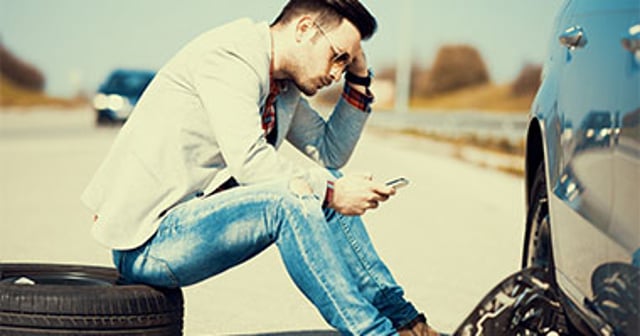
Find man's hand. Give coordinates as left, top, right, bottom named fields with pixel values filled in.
left=347, top=49, right=368, bottom=77
left=329, top=173, right=395, bottom=216
left=345, top=49, right=370, bottom=95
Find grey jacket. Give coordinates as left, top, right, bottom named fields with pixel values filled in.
left=81, top=19, right=369, bottom=249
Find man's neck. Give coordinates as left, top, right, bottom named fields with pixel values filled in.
left=269, top=26, right=289, bottom=80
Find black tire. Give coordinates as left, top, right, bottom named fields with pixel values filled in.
left=452, top=268, right=569, bottom=335
left=522, top=163, right=554, bottom=271
left=518, top=165, right=570, bottom=333
left=0, top=263, right=183, bottom=335
left=520, top=164, right=597, bottom=335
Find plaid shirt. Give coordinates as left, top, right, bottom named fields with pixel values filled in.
left=342, top=82, right=374, bottom=113
left=262, top=80, right=281, bottom=145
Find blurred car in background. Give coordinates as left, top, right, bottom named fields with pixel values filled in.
left=92, top=69, right=155, bottom=125
left=521, top=0, right=639, bottom=335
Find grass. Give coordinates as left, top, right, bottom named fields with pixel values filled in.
left=0, top=74, right=87, bottom=109
left=397, top=127, right=525, bottom=156
left=388, top=127, right=525, bottom=176
left=410, top=83, right=534, bottom=113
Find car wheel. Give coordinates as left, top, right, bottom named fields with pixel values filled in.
left=523, top=163, right=554, bottom=271
left=520, top=164, right=595, bottom=335
left=453, top=268, right=570, bottom=335
left=518, top=163, right=573, bottom=334
left=0, top=263, right=183, bottom=335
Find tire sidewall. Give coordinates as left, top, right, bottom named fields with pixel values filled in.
left=0, top=263, right=183, bottom=335
left=523, top=164, right=554, bottom=271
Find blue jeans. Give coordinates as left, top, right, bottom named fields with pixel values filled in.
left=113, top=177, right=420, bottom=335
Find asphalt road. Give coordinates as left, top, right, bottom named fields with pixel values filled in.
left=0, top=108, right=525, bottom=335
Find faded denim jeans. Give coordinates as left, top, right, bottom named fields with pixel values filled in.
left=113, top=175, right=420, bottom=335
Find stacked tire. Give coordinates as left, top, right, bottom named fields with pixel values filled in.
left=0, top=263, right=183, bottom=335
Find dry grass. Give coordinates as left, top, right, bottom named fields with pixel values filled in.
left=410, top=83, right=534, bottom=113
left=420, top=44, right=490, bottom=96
left=496, top=165, right=525, bottom=177
left=0, top=74, right=86, bottom=109
left=391, top=127, right=525, bottom=176
left=397, top=127, right=525, bottom=156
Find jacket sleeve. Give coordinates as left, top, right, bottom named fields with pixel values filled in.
left=286, top=95, right=370, bottom=169
left=193, top=48, right=332, bottom=200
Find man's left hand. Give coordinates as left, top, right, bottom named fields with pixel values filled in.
left=347, top=49, right=368, bottom=77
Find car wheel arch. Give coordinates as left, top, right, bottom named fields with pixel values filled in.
left=523, top=114, right=560, bottom=267
left=525, top=117, right=545, bottom=207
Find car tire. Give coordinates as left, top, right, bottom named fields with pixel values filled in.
left=521, top=164, right=599, bottom=335
left=452, top=268, right=568, bottom=335
left=0, top=263, right=183, bottom=335
left=523, top=163, right=554, bottom=271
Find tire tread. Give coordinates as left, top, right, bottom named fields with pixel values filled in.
left=0, top=263, right=183, bottom=334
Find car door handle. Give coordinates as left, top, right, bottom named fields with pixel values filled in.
left=559, top=26, right=587, bottom=49
left=621, top=24, right=640, bottom=53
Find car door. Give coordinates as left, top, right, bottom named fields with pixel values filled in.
left=556, top=0, right=618, bottom=243
left=550, top=0, right=640, bottom=321
left=598, top=13, right=640, bottom=335
left=553, top=1, right=640, bottom=334
left=552, top=0, right=617, bottom=294
left=610, top=18, right=640, bottom=261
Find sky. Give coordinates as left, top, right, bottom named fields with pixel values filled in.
left=0, top=0, right=562, bottom=98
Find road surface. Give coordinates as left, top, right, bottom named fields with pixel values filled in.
left=0, top=108, right=525, bottom=335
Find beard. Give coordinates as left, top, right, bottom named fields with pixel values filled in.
left=292, top=77, right=319, bottom=97
left=286, top=63, right=322, bottom=97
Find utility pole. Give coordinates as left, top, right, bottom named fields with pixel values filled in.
left=394, top=0, right=413, bottom=114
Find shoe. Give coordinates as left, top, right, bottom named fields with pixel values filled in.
left=397, top=313, right=446, bottom=336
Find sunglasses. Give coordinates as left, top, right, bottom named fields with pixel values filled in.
left=313, top=22, right=351, bottom=68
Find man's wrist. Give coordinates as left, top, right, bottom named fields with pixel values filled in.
left=348, top=68, right=369, bottom=78
left=342, top=82, right=374, bottom=112
left=345, top=68, right=373, bottom=88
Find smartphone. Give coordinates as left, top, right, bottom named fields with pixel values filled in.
left=385, top=177, right=409, bottom=189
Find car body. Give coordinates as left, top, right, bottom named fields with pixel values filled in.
left=92, top=69, right=155, bottom=125
left=522, top=0, right=639, bottom=335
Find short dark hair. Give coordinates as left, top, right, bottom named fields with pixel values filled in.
left=272, top=0, right=377, bottom=40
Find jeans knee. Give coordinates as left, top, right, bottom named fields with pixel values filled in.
left=288, top=177, right=314, bottom=198
left=279, top=183, right=316, bottom=211
left=271, top=178, right=326, bottom=230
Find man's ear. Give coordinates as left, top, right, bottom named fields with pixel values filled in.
left=294, top=16, right=315, bottom=43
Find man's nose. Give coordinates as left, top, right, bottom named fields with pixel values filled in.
left=328, top=64, right=346, bottom=80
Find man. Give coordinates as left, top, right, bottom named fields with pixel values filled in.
left=82, top=0, right=441, bottom=335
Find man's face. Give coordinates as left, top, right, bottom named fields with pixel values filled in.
left=291, top=17, right=363, bottom=96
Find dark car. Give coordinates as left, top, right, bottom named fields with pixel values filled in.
left=519, top=0, right=639, bottom=335
left=92, top=69, right=155, bottom=125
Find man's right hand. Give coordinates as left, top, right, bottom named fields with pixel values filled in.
left=329, top=173, right=396, bottom=216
